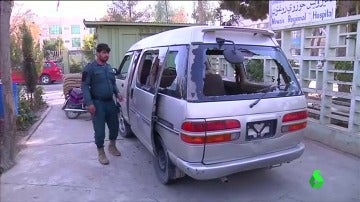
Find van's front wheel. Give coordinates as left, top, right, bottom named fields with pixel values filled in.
left=154, top=136, right=176, bottom=185
left=118, top=109, right=133, bottom=138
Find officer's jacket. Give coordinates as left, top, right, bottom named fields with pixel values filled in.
left=81, top=61, right=119, bottom=105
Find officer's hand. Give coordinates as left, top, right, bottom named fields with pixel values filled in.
left=117, top=94, right=125, bottom=103
left=88, top=104, right=96, bottom=115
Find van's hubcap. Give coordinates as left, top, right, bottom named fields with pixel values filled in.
left=119, top=115, right=125, bottom=133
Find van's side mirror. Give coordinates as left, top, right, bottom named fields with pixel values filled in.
left=112, top=68, right=120, bottom=75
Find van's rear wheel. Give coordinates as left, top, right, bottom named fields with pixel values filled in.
left=154, top=136, right=176, bottom=185
left=118, top=109, right=133, bottom=138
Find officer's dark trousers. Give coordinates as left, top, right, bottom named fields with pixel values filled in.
left=92, top=99, right=119, bottom=148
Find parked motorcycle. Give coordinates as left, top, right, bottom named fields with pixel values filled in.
left=62, top=87, right=88, bottom=119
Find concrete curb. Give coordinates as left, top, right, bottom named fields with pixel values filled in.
left=19, top=105, right=52, bottom=145
left=306, top=122, right=360, bottom=157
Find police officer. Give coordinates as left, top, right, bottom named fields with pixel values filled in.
left=81, top=43, right=123, bottom=165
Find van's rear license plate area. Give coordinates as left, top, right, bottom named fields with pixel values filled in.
left=246, top=119, right=277, bottom=141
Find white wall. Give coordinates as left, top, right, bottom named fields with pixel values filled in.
left=37, top=16, right=94, bottom=51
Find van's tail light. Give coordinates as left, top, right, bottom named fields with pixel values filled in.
left=281, top=110, right=308, bottom=133
left=282, top=111, right=308, bottom=122
left=181, top=119, right=241, bottom=144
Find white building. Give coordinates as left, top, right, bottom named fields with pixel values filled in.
left=37, top=16, right=95, bottom=51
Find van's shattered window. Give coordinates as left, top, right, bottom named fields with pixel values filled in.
left=189, top=44, right=302, bottom=102
left=137, top=50, right=160, bottom=89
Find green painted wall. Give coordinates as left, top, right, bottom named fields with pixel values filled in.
left=96, top=26, right=183, bottom=69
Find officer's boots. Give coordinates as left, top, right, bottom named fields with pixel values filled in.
left=97, top=147, right=110, bottom=165
left=108, top=140, right=121, bottom=156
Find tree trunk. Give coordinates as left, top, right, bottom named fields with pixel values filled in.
left=0, top=0, right=16, bottom=173
left=165, top=0, right=169, bottom=23
left=198, top=0, right=205, bottom=24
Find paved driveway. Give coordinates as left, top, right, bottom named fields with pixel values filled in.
left=1, top=85, right=359, bottom=202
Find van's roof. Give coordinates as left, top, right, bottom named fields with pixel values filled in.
left=128, top=26, right=276, bottom=51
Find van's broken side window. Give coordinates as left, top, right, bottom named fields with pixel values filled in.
left=136, top=49, right=166, bottom=93
left=159, top=45, right=188, bottom=99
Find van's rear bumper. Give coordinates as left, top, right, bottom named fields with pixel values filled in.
left=168, top=142, right=305, bottom=180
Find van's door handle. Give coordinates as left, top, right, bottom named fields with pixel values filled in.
left=121, top=83, right=124, bottom=87
left=130, top=88, right=134, bottom=98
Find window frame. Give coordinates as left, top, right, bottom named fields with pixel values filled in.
left=71, top=38, right=81, bottom=48
left=71, top=25, right=81, bottom=35
left=117, top=52, right=134, bottom=80
left=135, top=47, right=168, bottom=94
left=158, top=45, right=189, bottom=99
left=49, top=25, right=62, bottom=35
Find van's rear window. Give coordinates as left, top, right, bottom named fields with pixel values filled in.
left=187, top=44, right=302, bottom=102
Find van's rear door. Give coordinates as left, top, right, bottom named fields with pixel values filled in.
left=191, top=96, right=307, bottom=165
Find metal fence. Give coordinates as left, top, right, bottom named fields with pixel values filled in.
left=273, top=15, right=360, bottom=134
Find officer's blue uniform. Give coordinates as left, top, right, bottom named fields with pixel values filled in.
left=81, top=61, right=119, bottom=148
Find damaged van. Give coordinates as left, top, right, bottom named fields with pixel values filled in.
left=115, top=26, right=308, bottom=184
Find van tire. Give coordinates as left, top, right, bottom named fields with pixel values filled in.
left=118, top=110, right=133, bottom=138
left=154, top=136, right=176, bottom=185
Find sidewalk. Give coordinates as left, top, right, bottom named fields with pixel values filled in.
left=1, top=99, right=359, bottom=202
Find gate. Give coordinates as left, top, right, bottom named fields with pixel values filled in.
left=273, top=15, right=360, bottom=156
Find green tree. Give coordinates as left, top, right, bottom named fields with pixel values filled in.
left=102, top=0, right=152, bottom=22
left=10, top=34, right=22, bottom=68
left=246, top=59, right=264, bottom=82
left=154, top=0, right=173, bottom=23
left=192, top=0, right=216, bottom=24
left=10, top=6, right=38, bottom=70
left=219, top=0, right=360, bottom=23
left=20, top=21, right=38, bottom=99
left=42, top=37, right=65, bottom=61
left=81, top=34, right=96, bottom=62
left=33, top=40, right=44, bottom=75
left=219, top=0, right=269, bottom=21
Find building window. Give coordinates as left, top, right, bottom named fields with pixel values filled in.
left=49, top=25, right=62, bottom=35
left=89, top=28, right=95, bottom=34
left=65, top=40, right=70, bottom=43
left=71, top=25, right=80, bottom=34
left=71, top=38, right=81, bottom=48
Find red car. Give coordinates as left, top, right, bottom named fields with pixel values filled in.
left=4, top=61, right=63, bottom=85
left=39, top=61, right=63, bottom=84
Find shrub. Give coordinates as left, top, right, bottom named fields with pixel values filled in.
left=16, top=86, right=46, bottom=131
left=69, top=58, right=82, bottom=73
left=33, top=86, right=46, bottom=111
left=16, top=87, right=35, bottom=131
left=246, top=59, right=264, bottom=82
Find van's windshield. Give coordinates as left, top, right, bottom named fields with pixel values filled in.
left=187, top=44, right=302, bottom=102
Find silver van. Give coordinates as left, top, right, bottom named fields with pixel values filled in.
left=115, top=26, right=307, bottom=184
